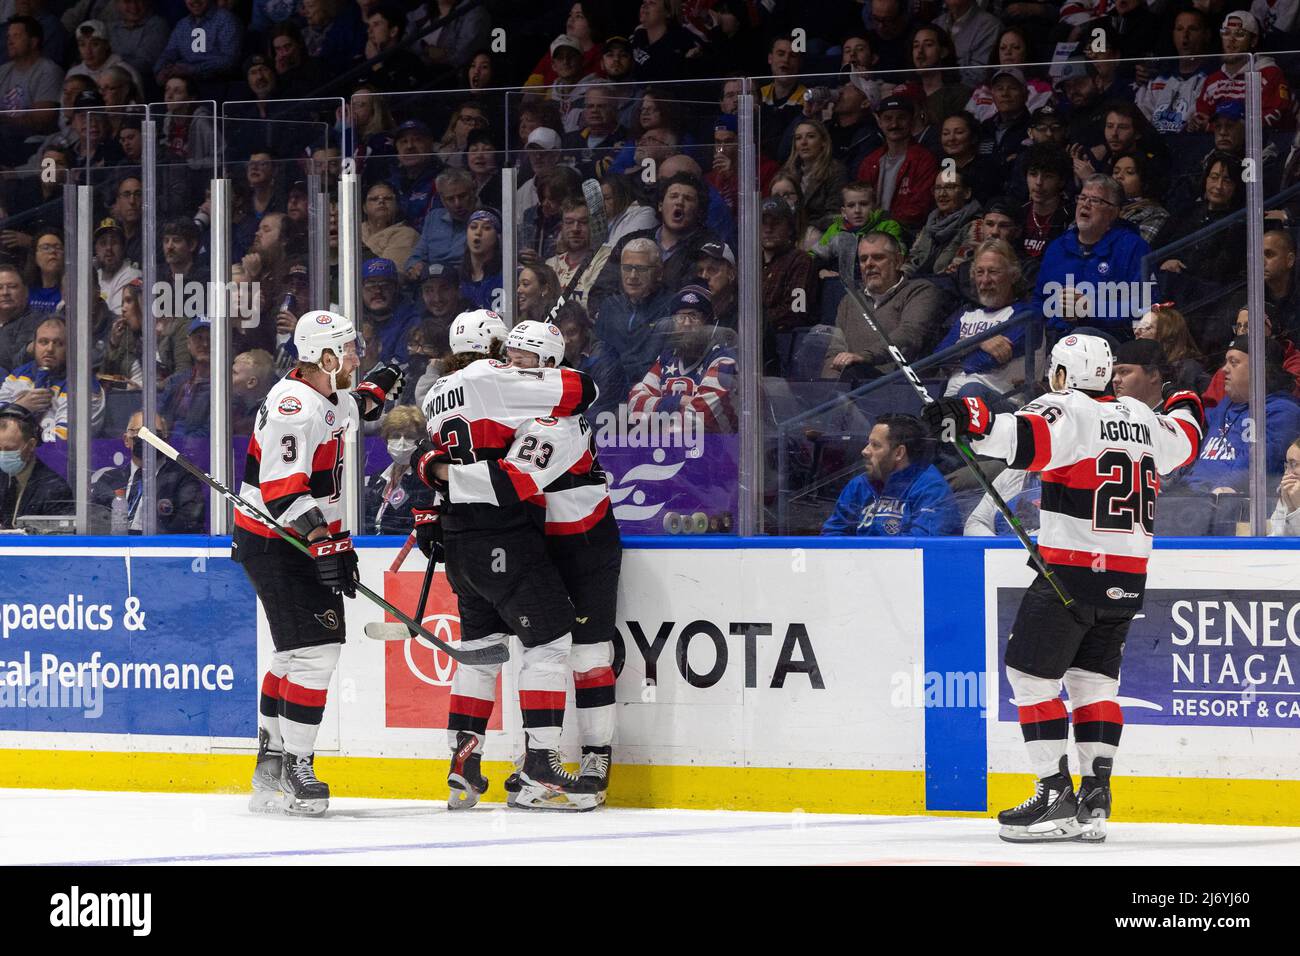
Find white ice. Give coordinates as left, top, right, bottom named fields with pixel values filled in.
left=1, top=789, right=1297, bottom=865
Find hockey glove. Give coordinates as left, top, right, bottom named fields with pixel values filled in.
left=1161, top=386, right=1206, bottom=435
left=355, top=361, right=406, bottom=421
left=412, top=507, right=445, bottom=564
left=922, top=396, right=993, bottom=441
left=308, top=532, right=359, bottom=598
left=411, top=439, right=451, bottom=492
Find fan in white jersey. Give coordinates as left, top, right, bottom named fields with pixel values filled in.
left=925, top=333, right=1205, bottom=844
left=235, top=310, right=405, bottom=816
left=409, top=312, right=602, bottom=812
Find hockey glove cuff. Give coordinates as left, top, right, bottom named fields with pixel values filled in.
left=1161, top=387, right=1206, bottom=435
left=412, top=507, right=445, bottom=563
left=308, top=531, right=359, bottom=598
left=355, top=361, right=406, bottom=421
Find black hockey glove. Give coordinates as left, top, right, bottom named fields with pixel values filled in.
left=1161, top=385, right=1206, bottom=435
left=355, top=361, right=405, bottom=421
left=412, top=507, right=444, bottom=564
left=922, top=396, right=993, bottom=441
left=411, top=439, right=450, bottom=492
left=307, top=531, right=359, bottom=598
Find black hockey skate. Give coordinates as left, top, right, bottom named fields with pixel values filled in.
left=447, top=732, right=489, bottom=810
left=280, top=752, right=329, bottom=816
left=514, top=748, right=599, bottom=812
left=997, top=757, right=1080, bottom=843
left=574, top=746, right=611, bottom=805
left=1076, top=757, right=1113, bottom=843
left=249, top=728, right=285, bottom=813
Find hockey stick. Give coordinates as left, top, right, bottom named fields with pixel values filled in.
left=363, top=548, right=442, bottom=642
left=582, top=177, right=607, bottom=247
left=834, top=274, right=1075, bottom=610
left=137, top=427, right=509, bottom=665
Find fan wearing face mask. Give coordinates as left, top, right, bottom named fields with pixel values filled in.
left=365, top=405, right=437, bottom=536
left=0, top=402, right=72, bottom=530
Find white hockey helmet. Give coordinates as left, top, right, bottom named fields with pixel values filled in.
left=504, top=319, right=565, bottom=367
left=294, top=309, right=357, bottom=364
left=449, top=309, right=508, bottom=356
left=1049, top=333, right=1113, bottom=392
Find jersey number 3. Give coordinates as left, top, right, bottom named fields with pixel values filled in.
left=1095, top=450, right=1157, bottom=535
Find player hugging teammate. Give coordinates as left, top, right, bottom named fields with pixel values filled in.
left=925, top=334, right=1204, bottom=843
left=409, top=313, right=621, bottom=812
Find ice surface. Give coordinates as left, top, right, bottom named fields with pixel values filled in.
left=2, top=789, right=1298, bottom=865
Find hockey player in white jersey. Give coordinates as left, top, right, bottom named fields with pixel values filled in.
left=237, top=310, right=404, bottom=815
left=924, top=334, right=1204, bottom=843
left=409, top=311, right=601, bottom=811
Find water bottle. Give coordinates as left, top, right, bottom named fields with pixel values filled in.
left=111, top=489, right=127, bottom=535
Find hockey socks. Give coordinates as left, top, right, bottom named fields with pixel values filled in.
left=519, top=633, right=572, bottom=751
left=445, top=634, right=506, bottom=753
left=572, top=642, right=616, bottom=749
left=258, top=670, right=286, bottom=752
left=1017, top=698, right=1069, bottom=781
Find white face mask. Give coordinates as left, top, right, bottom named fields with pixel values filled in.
left=388, top=438, right=416, bottom=465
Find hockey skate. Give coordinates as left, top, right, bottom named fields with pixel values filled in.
left=514, top=748, right=600, bottom=812
left=574, top=746, right=611, bottom=805
left=1076, top=757, right=1113, bottom=843
left=503, top=753, right=525, bottom=808
left=280, top=752, right=329, bottom=816
left=249, top=728, right=285, bottom=813
left=447, top=732, right=489, bottom=810
left=997, top=757, right=1080, bottom=843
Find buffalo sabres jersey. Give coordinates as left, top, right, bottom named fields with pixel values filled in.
left=420, top=358, right=595, bottom=531
left=234, top=370, right=360, bottom=541
left=971, top=389, right=1201, bottom=605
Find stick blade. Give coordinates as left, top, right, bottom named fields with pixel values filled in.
left=582, top=178, right=607, bottom=246
left=362, top=623, right=510, bottom=666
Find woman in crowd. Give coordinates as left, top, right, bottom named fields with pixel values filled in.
left=361, top=181, right=419, bottom=271
left=459, top=208, right=504, bottom=310
left=101, top=278, right=145, bottom=388
left=779, top=119, right=847, bottom=232
left=516, top=263, right=561, bottom=325
left=27, top=230, right=64, bottom=315
left=964, top=27, right=1052, bottom=123
left=436, top=101, right=490, bottom=168
left=602, top=174, right=658, bottom=247
left=904, top=167, right=982, bottom=277
left=1113, top=151, right=1170, bottom=244
left=939, top=111, right=1000, bottom=204
left=1268, top=437, right=1300, bottom=536
left=767, top=171, right=818, bottom=251
left=341, top=81, right=396, bottom=179
left=465, top=129, right=503, bottom=210
left=1132, top=303, right=1208, bottom=393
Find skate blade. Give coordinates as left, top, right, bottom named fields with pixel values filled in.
left=1077, top=811, right=1108, bottom=843
left=282, top=797, right=329, bottom=816
left=447, top=775, right=483, bottom=811
left=512, top=786, right=600, bottom=812
left=998, top=819, right=1083, bottom=844
left=248, top=789, right=286, bottom=813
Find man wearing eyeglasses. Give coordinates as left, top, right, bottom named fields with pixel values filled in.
left=594, top=237, right=676, bottom=386
left=1034, top=174, right=1149, bottom=341
left=1190, top=11, right=1293, bottom=131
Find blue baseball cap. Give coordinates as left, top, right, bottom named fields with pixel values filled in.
left=362, top=257, right=399, bottom=281
left=669, top=284, right=714, bottom=321
left=187, top=318, right=211, bottom=335
left=395, top=118, right=433, bottom=138
left=1214, top=99, right=1245, bottom=122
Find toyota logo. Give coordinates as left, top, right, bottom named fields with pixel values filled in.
left=402, top=612, right=461, bottom=686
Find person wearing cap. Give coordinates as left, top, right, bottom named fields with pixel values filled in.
left=94, top=217, right=143, bottom=319
left=0, top=315, right=104, bottom=443
left=361, top=257, right=419, bottom=365
left=932, top=0, right=1000, bottom=85
left=977, top=67, right=1032, bottom=172
left=0, top=403, right=72, bottom=530
left=694, top=241, right=739, bottom=329
left=1055, top=60, right=1108, bottom=150
left=412, top=262, right=471, bottom=353
left=388, top=117, right=440, bottom=234
left=760, top=197, right=819, bottom=347
left=159, top=318, right=212, bottom=440
left=404, top=167, right=474, bottom=278
left=631, top=0, right=704, bottom=84
left=518, top=126, right=566, bottom=220
left=0, top=14, right=61, bottom=163
left=1110, top=338, right=1170, bottom=409
left=1203, top=303, right=1300, bottom=406
left=1135, top=7, right=1216, bottom=134
left=536, top=34, right=600, bottom=133
left=361, top=181, right=419, bottom=273
left=68, top=19, right=143, bottom=97
left=945, top=196, right=1030, bottom=288
left=1180, top=335, right=1300, bottom=500
left=154, top=0, right=241, bottom=85
left=526, top=6, right=608, bottom=88
left=628, top=284, right=737, bottom=433
left=1191, top=11, right=1293, bottom=131
left=855, top=95, right=940, bottom=233
left=356, top=4, right=425, bottom=92
left=961, top=29, right=1052, bottom=124
left=111, top=0, right=170, bottom=81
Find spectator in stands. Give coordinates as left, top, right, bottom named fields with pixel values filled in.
left=1132, top=302, right=1208, bottom=393
left=768, top=171, right=820, bottom=252
left=939, top=111, right=999, bottom=205
left=412, top=262, right=468, bottom=354
left=1190, top=12, right=1293, bottom=131
left=418, top=0, right=492, bottom=71
left=435, top=101, right=489, bottom=169
left=525, top=3, right=608, bottom=87
left=942, top=197, right=1032, bottom=296
left=155, top=0, right=241, bottom=87
left=69, top=19, right=143, bottom=97
left=708, top=113, right=778, bottom=215
left=110, top=176, right=144, bottom=266
left=356, top=4, right=424, bottom=92
left=100, top=277, right=144, bottom=387
left=231, top=348, right=275, bottom=436
left=963, top=26, right=1051, bottom=123
left=564, top=81, right=628, bottom=180
left=160, top=318, right=211, bottom=440
left=595, top=237, right=675, bottom=387
left=761, top=197, right=819, bottom=339
left=904, top=167, right=982, bottom=277
left=361, top=257, right=418, bottom=364
left=404, top=167, right=474, bottom=279
left=244, top=151, right=283, bottom=224
left=545, top=198, right=609, bottom=312
left=601, top=173, right=658, bottom=251
left=361, top=181, right=419, bottom=271
left=904, top=25, right=970, bottom=128
left=1205, top=303, right=1300, bottom=405
left=162, top=217, right=205, bottom=288
left=821, top=412, right=960, bottom=536
left=824, top=231, right=949, bottom=382
left=1110, top=338, right=1168, bottom=409
left=1057, top=60, right=1108, bottom=151
left=1113, top=151, right=1170, bottom=245
left=1035, top=174, right=1148, bottom=341
left=27, top=230, right=63, bottom=315
left=516, top=263, right=561, bottom=326
left=628, top=284, right=737, bottom=433
left=1019, top=144, right=1072, bottom=261
left=91, top=411, right=205, bottom=533
left=695, top=241, right=738, bottom=329
left=539, top=34, right=600, bottom=132
left=389, top=119, right=441, bottom=234
left=1183, top=336, right=1300, bottom=497
left=839, top=33, right=883, bottom=108
left=520, top=166, right=581, bottom=267
left=299, top=0, right=364, bottom=63
left=268, top=21, right=325, bottom=96
left=0, top=402, right=71, bottom=529
left=977, top=68, right=1033, bottom=174
left=936, top=238, right=1035, bottom=410
left=631, top=0, right=703, bottom=83
left=934, top=0, right=1001, bottom=82
left=516, top=127, right=565, bottom=219
left=94, top=217, right=142, bottom=318
left=0, top=316, right=104, bottom=442
left=111, top=0, right=169, bottom=81
left=1135, top=6, right=1215, bottom=133
left=812, top=181, right=903, bottom=273
left=459, top=208, right=503, bottom=311
left=781, top=118, right=848, bottom=233
left=556, top=302, right=622, bottom=422
left=821, top=83, right=881, bottom=175
left=366, top=405, right=437, bottom=535
left=1265, top=229, right=1300, bottom=333
left=464, top=129, right=502, bottom=210
left=0, top=15, right=62, bottom=164
left=856, top=95, right=938, bottom=235
left=1268, top=438, right=1300, bottom=536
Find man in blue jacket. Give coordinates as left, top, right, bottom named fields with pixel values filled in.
left=1033, top=174, right=1150, bottom=343
left=822, top=413, right=960, bottom=536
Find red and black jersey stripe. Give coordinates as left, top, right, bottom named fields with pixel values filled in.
left=1009, top=415, right=1053, bottom=470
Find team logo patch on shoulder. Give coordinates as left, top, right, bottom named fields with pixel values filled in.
left=278, top=396, right=302, bottom=415
left=325, top=410, right=336, bottom=426
left=488, top=359, right=509, bottom=368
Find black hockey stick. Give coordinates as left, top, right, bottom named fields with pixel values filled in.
left=137, top=427, right=509, bottom=665
left=363, top=544, right=442, bottom=642
left=834, top=274, right=1075, bottom=610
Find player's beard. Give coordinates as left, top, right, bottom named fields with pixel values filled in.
left=332, top=367, right=353, bottom=391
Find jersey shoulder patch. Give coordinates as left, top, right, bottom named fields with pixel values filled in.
left=277, top=396, right=303, bottom=416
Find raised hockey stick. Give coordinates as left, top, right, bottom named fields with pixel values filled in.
left=834, top=273, right=1075, bottom=610
left=137, top=427, right=509, bottom=665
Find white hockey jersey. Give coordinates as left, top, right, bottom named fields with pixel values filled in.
left=234, top=370, right=360, bottom=540
left=971, top=389, right=1201, bottom=604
